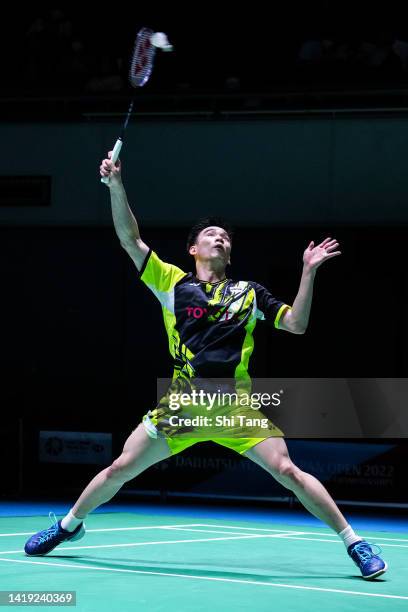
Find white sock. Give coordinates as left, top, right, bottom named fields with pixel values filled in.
left=61, top=509, right=86, bottom=532
left=339, top=524, right=361, bottom=549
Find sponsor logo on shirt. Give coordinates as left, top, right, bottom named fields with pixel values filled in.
left=186, top=307, right=208, bottom=318
left=186, top=305, right=233, bottom=320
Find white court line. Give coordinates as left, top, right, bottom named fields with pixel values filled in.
left=2, top=538, right=405, bottom=555
left=0, top=525, right=303, bottom=537
left=279, top=536, right=408, bottom=549
left=349, top=536, right=408, bottom=543
left=288, top=533, right=408, bottom=543
left=162, top=525, right=408, bottom=549
left=2, top=533, right=406, bottom=555
left=259, top=531, right=408, bottom=542
left=0, top=524, right=297, bottom=538
left=3, top=522, right=405, bottom=541
left=0, top=523, right=206, bottom=538
left=0, top=523, right=408, bottom=555
left=0, top=532, right=299, bottom=555
left=0, top=556, right=406, bottom=601
left=2, top=522, right=406, bottom=541
left=192, top=524, right=408, bottom=544
left=156, top=527, right=306, bottom=536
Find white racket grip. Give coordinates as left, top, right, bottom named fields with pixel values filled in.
left=100, top=138, right=123, bottom=184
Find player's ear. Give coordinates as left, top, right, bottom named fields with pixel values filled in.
left=189, top=245, right=197, bottom=256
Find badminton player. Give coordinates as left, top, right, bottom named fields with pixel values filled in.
left=24, top=153, right=387, bottom=580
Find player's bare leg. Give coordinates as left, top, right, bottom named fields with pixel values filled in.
left=245, top=437, right=348, bottom=532
left=24, top=425, right=171, bottom=555
left=72, top=424, right=171, bottom=517
left=244, top=436, right=388, bottom=578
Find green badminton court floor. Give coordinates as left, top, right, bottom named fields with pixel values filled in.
left=0, top=511, right=407, bottom=611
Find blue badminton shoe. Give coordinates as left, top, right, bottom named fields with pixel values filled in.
left=348, top=540, right=388, bottom=579
left=24, top=512, right=85, bottom=556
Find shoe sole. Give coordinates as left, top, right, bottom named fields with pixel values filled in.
left=68, top=524, right=86, bottom=542
left=363, top=562, right=388, bottom=580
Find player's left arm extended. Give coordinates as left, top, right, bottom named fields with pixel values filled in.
left=279, top=237, right=341, bottom=334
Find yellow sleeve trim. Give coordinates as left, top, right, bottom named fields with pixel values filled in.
left=141, top=250, right=186, bottom=292
left=274, top=304, right=291, bottom=329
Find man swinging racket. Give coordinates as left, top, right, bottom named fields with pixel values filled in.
left=24, top=152, right=387, bottom=580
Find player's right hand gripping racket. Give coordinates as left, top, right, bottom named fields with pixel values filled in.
left=101, top=27, right=173, bottom=185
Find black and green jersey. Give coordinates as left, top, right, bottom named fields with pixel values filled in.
left=139, top=249, right=290, bottom=381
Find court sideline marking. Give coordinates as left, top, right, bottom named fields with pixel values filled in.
left=0, top=556, right=406, bottom=601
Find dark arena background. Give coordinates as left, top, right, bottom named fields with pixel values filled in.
left=1, top=6, right=407, bottom=611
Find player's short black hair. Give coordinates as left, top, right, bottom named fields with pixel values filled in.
left=186, top=216, right=234, bottom=253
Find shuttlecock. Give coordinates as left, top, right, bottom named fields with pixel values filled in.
left=150, top=31, right=173, bottom=52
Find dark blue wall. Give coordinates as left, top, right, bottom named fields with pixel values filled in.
left=2, top=116, right=408, bottom=226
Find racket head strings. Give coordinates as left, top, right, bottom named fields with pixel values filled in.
left=129, top=27, right=156, bottom=88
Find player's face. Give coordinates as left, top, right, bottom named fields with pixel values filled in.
left=191, top=226, right=231, bottom=265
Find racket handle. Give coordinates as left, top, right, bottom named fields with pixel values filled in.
left=101, top=138, right=123, bottom=185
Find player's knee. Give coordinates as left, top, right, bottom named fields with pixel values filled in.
left=273, top=460, right=304, bottom=488
left=106, top=456, right=133, bottom=483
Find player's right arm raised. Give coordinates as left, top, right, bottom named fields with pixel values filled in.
left=100, top=151, right=149, bottom=271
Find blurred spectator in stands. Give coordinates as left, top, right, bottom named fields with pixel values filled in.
left=24, top=9, right=79, bottom=91
left=356, top=34, right=401, bottom=81
left=297, top=33, right=403, bottom=85
left=298, top=39, right=324, bottom=64
left=224, top=76, right=241, bottom=91
left=392, top=39, right=408, bottom=72
left=58, top=39, right=91, bottom=91
left=357, top=40, right=389, bottom=68
left=297, top=37, right=337, bottom=82
left=24, top=16, right=51, bottom=87
left=85, top=54, right=124, bottom=93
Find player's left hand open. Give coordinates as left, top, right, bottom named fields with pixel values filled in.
left=303, top=237, right=341, bottom=270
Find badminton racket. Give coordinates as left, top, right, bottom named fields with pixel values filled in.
left=101, top=27, right=173, bottom=185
